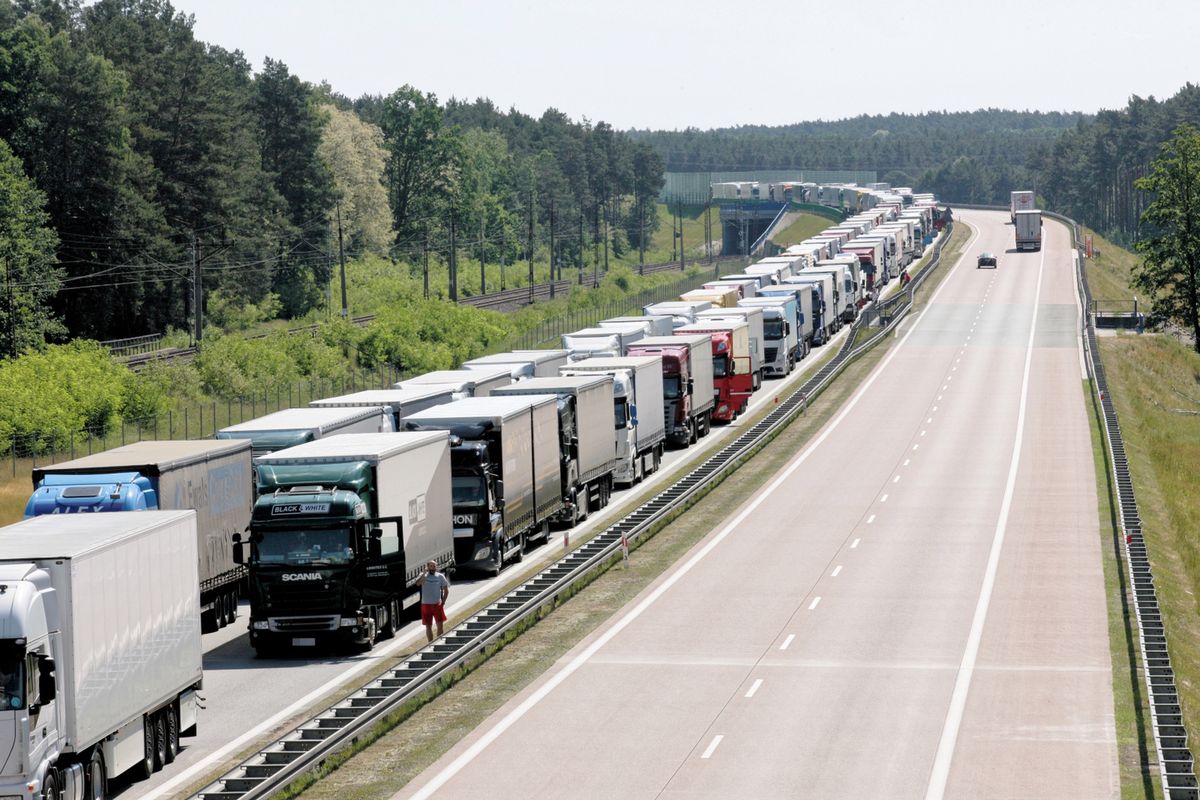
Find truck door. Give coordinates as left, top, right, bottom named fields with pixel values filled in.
left=355, top=516, right=406, bottom=602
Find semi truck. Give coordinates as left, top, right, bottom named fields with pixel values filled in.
left=1015, top=209, right=1042, bottom=251
left=0, top=511, right=203, bottom=798
left=403, top=397, right=563, bottom=571
left=25, top=440, right=252, bottom=633
left=1010, top=190, right=1035, bottom=223
left=462, top=350, right=571, bottom=380
left=561, top=326, right=645, bottom=360
left=310, top=386, right=456, bottom=429
left=626, top=334, right=715, bottom=447
left=698, top=306, right=765, bottom=390
left=559, top=356, right=666, bottom=486
left=679, top=286, right=739, bottom=308
left=217, top=406, right=394, bottom=457
left=492, top=376, right=616, bottom=525
left=397, top=367, right=512, bottom=398
left=239, top=432, right=454, bottom=655
left=805, top=262, right=858, bottom=322
left=704, top=279, right=757, bottom=299
left=674, top=320, right=754, bottom=423
left=785, top=272, right=836, bottom=339
left=738, top=296, right=802, bottom=376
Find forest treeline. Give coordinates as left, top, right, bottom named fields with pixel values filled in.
left=640, top=91, right=1200, bottom=245
left=0, top=0, right=664, bottom=345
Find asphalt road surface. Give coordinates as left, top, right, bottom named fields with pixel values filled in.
left=395, top=210, right=1118, bottom=800
left=121, top=247, right=872, bottom=800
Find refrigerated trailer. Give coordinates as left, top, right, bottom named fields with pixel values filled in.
left=310, top=386, right=456, bottom=428
left=26, top=440, right=252, bottom=633
left=1015, top=209, right=1042, bottom=251
left=398, top=367, right=512, bottom=398
left=698, top=306, right=765, bottom=390
left=462, top=350, right=571, bottom=379
left=1010, top=190, right=1035, bottom=223
left=0, top=511, right=203, bottom=798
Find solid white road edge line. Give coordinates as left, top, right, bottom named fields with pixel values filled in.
left=402, top=222, right=980, bottom=800
left=922, top=241, right=1047, bottom=800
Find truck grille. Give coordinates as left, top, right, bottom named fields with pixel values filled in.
left=269, top=616, right=339, bottom=632
left=262, top=581, right=342, bottom=613
left=765, top=347, right=778, bottom=363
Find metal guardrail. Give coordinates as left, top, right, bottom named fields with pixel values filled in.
left=191, top=226, right=956, bottom=800
left=956, top=202, right=1198, bottom=797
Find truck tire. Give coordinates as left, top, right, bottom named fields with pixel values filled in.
left=134, top=717, right=155, bottom=780
left=688, top=418, right=697, bottom=446
left=87, top=751, right=107, bottom=800
left=165, top=705, right=179, bottom=764
left=40, top=769, right=57, bottom=800
left=699, top=412, right=711, bottom=437
left=226, top=589, right=239, bottom=624
left=200, top=605, right=219, bottom=634
left=379, top=599, right=400, bottom=640
left=152, top=712, right=168, bottom=771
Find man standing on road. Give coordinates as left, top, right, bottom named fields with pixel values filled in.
left=418, top=560, right=450, bottom=641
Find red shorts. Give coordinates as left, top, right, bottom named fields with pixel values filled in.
left=421, top=603, right=446, bottom=625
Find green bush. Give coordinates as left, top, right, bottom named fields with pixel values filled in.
left=193, top=333, right=301, bottom=400
left=356, top=300, right=512, bottom=375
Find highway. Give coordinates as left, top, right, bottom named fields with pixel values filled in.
left=393, top=210, right=1118, bottom=799
left=119, top=250, right=868, bottom=800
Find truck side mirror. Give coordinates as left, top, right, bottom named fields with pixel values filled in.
left=494, top=479, right=504, bottom=501
left=368, top=527, right=383, bottom=560
left=687, top=378, right=694, bottom=393
left=629, top=405, right=638, bottom=428
left=37, top=657, right=55, bottom=705
left=232, top=533, right=244, bottom=565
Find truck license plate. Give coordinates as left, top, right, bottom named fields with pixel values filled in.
left=292, top=637, right=316, bottom=647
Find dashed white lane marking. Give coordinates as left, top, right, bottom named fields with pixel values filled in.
left=893, top=475, right=901, bottom=483
left=924, top=239, right=1047, bottom=800
left=780, top=634, right=795, bottom=651
left=851, top=538, right=861, bottom=549
left=867, top=515, right=876, bottom=524
left=927, top=416, right=933, bottom=423
left=808, top=597, right=822, bottom=611
left=942, top=384, right=948, bottom=391
left=932, top=406, right=938, bottom=412
left=903, top=459, right=911, bottom=467
left=831, top=565, right=843, bottom=577
left=745, top=679, right=763, bottom=699
left=937, top=395, right=942, bottom=401
left=920, top=430, right=927, bottom=437
left=880, top=494, right=889, bottom=503
left=701, top=735, right=724, bottom=759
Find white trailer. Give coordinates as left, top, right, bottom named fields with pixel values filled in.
left=783, top=274, right=837, bottom=340
left=310, top=386, right=456, bottom=427
left=398, top=367, right=512, bottom=398
left=0, top=511, right=203, bottom=798
left=562, top=326, right=646, bottom=360
left=492, top=376, right=616, bottom=524
left=462, top=350, right=571, bottom=379
left=1015, top=209, right=1043, bottom=251
left=803, top=263, right=857, bottom=324
left=599, top=316, right=675, bottom=336
left=218, top=406, right=394, bottom=457
left=643, top=301, right=713, bottom=326
left=560, top=355, right=666, bottom=486
left=1010, top=190, right=1035, bottom=222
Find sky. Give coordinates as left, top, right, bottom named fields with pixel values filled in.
left=170, top=0, right=1200, bottom=131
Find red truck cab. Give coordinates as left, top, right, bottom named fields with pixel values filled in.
left=675, top=321, right=753, bottom=423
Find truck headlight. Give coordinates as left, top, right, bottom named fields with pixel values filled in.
left=340, top=617, right=358, bottom=628
left=251, top=620, right=269, bottom=631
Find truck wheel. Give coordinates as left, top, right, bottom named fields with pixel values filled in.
left=200, top=605, right=219, bottom=634
left=165, top=705, right=179, bottom=763
left=152, top=712, right=168, bottom=771
left=86, top=751, right=106, bottom=800
left=688, top=418, right=697, bottom=445
left=135, top=716, right=155, bottom=779
left=226, top=589, right=239, bottom=624
left=700, top=412, right=711, bottom=437
left=379, top=599, right=399, bottom=640
left=40, top=769, right=57, bottom=800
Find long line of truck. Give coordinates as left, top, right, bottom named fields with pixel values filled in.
left=0, top=182, right=944, bottom=798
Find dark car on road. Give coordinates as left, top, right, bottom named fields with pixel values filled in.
left=976, top=252, right=997, bottom=269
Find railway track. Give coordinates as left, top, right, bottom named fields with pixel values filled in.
left=119, top=256, right=736, bottom=370
left=189, top=231, right=952, bottom=800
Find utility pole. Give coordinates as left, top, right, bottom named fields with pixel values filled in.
left=448, top=208, right=458, bottom=302
left=500, top=224, right=506, bottom=290
left=578, top=208, right=585, bottom=285
left=192, top=234, right=203, bottom=343
left=4, top=258, right=13, bottom=358
left=549, top=197, right=556, bottom=300
left=602, top=199, right=609, bottom=274
left=677, top=202, right=685, bottom=271
left=479, top=216, right=486, bottom=295
left=423, top=229, right=430, bottom=299
left=638, top=196, right=646, bottom=274
left=336, top=199, right=348, bottom=318
left=527, top=188, right=535, bottom=304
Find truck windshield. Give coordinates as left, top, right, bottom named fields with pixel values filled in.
left=763, top=319, right=785, bottom=339
left=0, top=651, right=24, bottom=710
left=662, top=376, right=682, bottom=400
left=255, top=528, right=353, bottom=566
left=614, top=398, right=630, bottom=429
left=452, top=474, right=487, bottom=505
left=713, top=356, right=730, bottom=378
